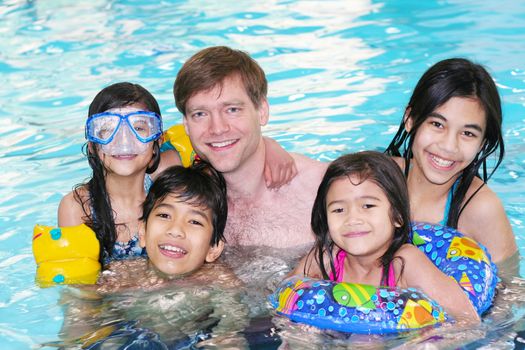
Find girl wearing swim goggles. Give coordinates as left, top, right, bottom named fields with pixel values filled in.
left=86, top=109, right=163, bottom=156
left=59, top=82, right=165, bottom=265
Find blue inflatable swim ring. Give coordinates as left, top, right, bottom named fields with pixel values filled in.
left=269, top=276, right=448, bottom=334
left=410, top=222, right=498, bottom=315
left=270, top=223, right=498, bottom=334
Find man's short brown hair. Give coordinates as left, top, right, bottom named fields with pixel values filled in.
left=174, top=46, right=268, bottom=115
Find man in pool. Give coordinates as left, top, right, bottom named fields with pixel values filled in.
left=173, top=46, right=328, bottom=248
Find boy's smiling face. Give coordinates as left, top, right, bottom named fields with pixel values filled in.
left=139, top=193, right=224, bottom=276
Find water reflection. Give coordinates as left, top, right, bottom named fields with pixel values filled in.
left=1, top=0, right=525, bottom=348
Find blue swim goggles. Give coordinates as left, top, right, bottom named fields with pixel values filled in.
left=85, top=110, right=163, bottom=145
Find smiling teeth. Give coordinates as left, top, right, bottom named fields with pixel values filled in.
left=210, top=140, right=235, bottom=148
left=159, top=245, right=187, bottom=254
left=431, top=155, right=454, bottom=167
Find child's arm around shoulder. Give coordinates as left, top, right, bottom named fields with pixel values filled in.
left=263, top=136, right=298, bottom=189
left=58, top=190, right=87, bottom=227
left=459, top=182, right=517, bottom=263
left=395, top=244, right=480, bottom=324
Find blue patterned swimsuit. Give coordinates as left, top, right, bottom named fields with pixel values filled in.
left=111, top=235, right=146, bottom=260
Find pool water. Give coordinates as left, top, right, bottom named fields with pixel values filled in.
left=1, top=0, right=525, bottom=348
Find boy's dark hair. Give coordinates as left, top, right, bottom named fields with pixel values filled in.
left=385, top=58, right=504, bottom=228
left=141, top=162, right=228, bottom=246
left=173, top=46, right=268, bottom=115
left=75, top=82, right=162, bottom=264
left=309, top=151, right=410, bottom=284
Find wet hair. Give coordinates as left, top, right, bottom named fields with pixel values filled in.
left=74, top=82, right=162, bottom=264
left=173, top=46, right=267, bottom=115
left=307, top=151, right=410, bottom=284
left=385, top=58, right=505, bottom=228
left=141, top=161, right=228, bottom=246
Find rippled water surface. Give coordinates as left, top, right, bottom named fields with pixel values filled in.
left=1, top=0, right=525, bottom=348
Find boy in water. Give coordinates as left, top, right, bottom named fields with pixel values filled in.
left=97, top=161, right=232, bottom=289
left=59, top=163, right=248, bottom=348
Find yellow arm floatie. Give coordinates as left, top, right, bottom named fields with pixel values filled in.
left=162, top=124, right=197, bottom=168
left=32, top=224, right=101, bottom=287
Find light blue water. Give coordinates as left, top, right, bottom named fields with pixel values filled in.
left=1, top=0, right=525, bottom=348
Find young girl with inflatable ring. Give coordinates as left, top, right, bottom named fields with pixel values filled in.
left=270, top=152, right=497, bottom=334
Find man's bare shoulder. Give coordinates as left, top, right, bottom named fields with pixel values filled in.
left=291, top=152, right=327, bottom=168
left=265, top=153, right=326, bottom=199
left=290, top=153, right=328, bottom=183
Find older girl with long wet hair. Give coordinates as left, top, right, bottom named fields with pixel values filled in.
left=385, top=58, right=517, bottom=264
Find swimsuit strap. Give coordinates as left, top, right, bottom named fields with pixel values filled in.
left=329, top=249, right=346, bottom=282
left=440, top=179, right=459, bottom=225
left=386, top=262, right=396, bottom=287
left=378, top=261, right=396, bottom=287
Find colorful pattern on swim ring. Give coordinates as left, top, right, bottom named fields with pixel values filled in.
left=410, top=222, right=498, bottom=315
left=268, top=276, right=447, bottom=334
